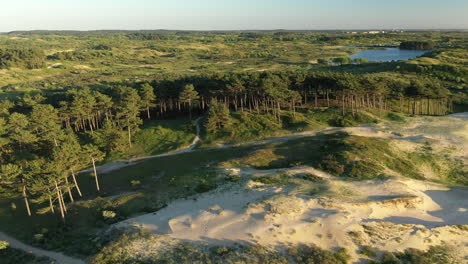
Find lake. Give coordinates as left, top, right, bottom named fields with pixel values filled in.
left=348, top=47, right=429, bottom=62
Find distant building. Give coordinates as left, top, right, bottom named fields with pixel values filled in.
left=364, top=31, right=385, bottom=34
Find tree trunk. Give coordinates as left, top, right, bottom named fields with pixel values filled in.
left=342, top=95, right=345, bottom=116
left=58, top=187, right=67, bottom=213
left=188, top=102, right=192, bottom=120
left=92, top=158, right=100, bottom=191
left=22, top=183, right=31, bottom=217
left=54, top=180, right=65, bottom=221
left=71, top=169, right=82, bottom=197
left=65, top=177, right=74, bottom=203
left=277, top=101, right=281, bottom=123
left=314, top=89, right=318, bottom=108
left=127, top=125, right=132, bottom=148
left=147, top=106, right=151, bottom=119
left=49, top=195, right=54, bottom=214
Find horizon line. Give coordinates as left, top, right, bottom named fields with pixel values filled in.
left=3, top=28, right=468, bottom=34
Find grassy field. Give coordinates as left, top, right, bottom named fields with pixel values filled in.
left=199, top=107, right=380, bottom=147
left=0, top=142, right=258, bottom=257
left=103, top=118, right=196, bottom=161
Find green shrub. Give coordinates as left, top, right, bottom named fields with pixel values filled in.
left=360, top=245, right=378, bottom=257
left=0, top=240, right=10, bottom=250
left=386, top=112, right=405, bottom=122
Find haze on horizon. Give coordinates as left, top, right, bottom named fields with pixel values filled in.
left=1, top=0, right=467, bottom=32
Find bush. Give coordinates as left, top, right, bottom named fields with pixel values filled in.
left=92, top=233, right=351, bottom=264
left=195, top=180, right=217, bottom=193
left=0, top=240, right=10, bottom=250
left=102, top=210, right=117, bottom=219
left=386, top=112, right=405, bottom=122
left=0, top=47, right=46, bottom=69
left=360, top=245, right=378, bottom=257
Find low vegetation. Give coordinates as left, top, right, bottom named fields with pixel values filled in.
left=226, top=132, right=466, bottom=185
left=90, top=230, right=460, bottom=264
left=90, top=231, right=350, bottom=264
left=0, top=242, right=53, bottom=264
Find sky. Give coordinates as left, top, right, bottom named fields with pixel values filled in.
left=1, top=0, right=467, bottom=32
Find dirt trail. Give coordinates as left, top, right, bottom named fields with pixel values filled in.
left=0, top=232, right=86, bottom=264
left=111, top=113, right=468, bottom=263
left=81, top=112, right=468, bottom=175
left=80, top=117, right=202, bottom=174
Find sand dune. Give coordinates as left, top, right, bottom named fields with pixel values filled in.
left=115, top=172, right=468, bottom=262
left=109, top=113, right=468, bottom=263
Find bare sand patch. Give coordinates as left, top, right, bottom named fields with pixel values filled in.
left=114, top=174, right=468, bottom=262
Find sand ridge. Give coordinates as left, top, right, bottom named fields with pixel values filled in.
left=111, top=113, right=468, bottom=263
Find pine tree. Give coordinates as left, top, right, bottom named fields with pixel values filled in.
left=82, top=144, right=105, bottom=192
left=206, top=99, right=232, bottom=134
left=139, top=83, right=157, bottom=119
left=116, top=87, right=143, bottom=148
left=179, top=84, right=199, bottom=120
left=0, top=163, right=32, bottom=216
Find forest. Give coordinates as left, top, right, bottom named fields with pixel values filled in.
left=0, top=30, right=467, bottom=263
left=0, top=69, right=459, bottom=220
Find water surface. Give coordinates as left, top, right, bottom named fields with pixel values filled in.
left=349, top=47, right=429, bottom=62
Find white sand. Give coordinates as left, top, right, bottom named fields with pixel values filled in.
left=115, top=173, right=468, bottom=262
left=112, top=113, right=468, bottom=263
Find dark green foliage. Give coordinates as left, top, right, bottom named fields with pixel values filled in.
left=202, top=110, right=282, bottom=145
left=286, top=245, right=350, bottom=264
left=380, top=246, right=457, bottom=264
left=47, top=50, right=112, bottom=61
left=386, top=112, right=405, bottom=122
left=360, top=245, right=378, bottom=257
left=0, top=48, right=45, bottom=69
left=206, top=99, right=232, bottom=134
left=253, top=175, right=289, bottom=185
left=302, top=173, right=325, bottom=182
left=0, top=246, right=54, bottom=264
left=195, top=180, right=217, bottom=193
left=306, top=108, right=377, bottom=127
left=400, top=41, right=434, bottom=50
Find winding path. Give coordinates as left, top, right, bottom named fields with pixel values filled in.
left=81, top=117, right=202, bottom=174
left=82, top=112, right=468, bottom=175
left=0, top=118, right=203, bottom=264
left=0, top=232, right=86, bottom=264
left=2, top=113, right=466, bottom=263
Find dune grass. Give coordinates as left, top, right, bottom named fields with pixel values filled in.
left=225, top=131, right=466, bottom=185
left=0, top=144, right=257, bottom=257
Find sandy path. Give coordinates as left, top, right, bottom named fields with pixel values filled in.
left=81, top=112, right=468, bottom=175
left=0, top=232, right=86, bottom=264
left=80, top=117, right=202, bottom=174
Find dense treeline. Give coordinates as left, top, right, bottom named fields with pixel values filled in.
left=0, top=70, right=456, bottom=221
left=0, top=48, right=45, bottom=69
left=150, top=71, right=453, bottom=117
left=47, top=50, right=112, bottom=61
left=400, top=41, right=434, bottom=50
left=0, top=84, right=156, bottom=220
